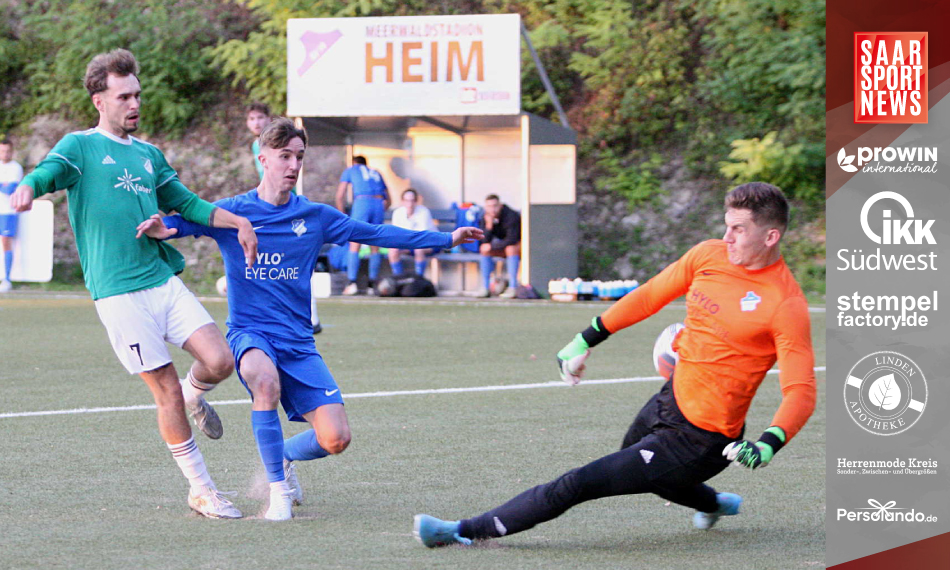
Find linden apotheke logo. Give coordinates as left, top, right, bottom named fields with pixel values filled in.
left=844, top=351, right=927, bottom=436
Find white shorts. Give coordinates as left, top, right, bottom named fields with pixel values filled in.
left=94, top=276, right=215, bottom=374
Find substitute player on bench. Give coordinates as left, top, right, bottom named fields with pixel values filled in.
left=138, top=118, right=483, bottom=520
left=414, top=182, right=816, bottom=546
left=11, top=49, right=257, bottom=519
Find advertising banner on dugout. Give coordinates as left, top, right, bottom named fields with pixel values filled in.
left=287, top=14, right=521, bottom=117
left=826, top=1, right=950, bottom=566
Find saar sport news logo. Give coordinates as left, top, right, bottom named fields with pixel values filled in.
left=836, top=145, right=938, bottom=174
left=837, top=499, right=938, bottom=523
left=854, top=32, right=928, bottom=123
left=844, top=351, right=927, bottom=436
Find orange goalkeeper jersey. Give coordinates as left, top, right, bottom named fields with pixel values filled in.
left=601, top=240, right=816, bottom=441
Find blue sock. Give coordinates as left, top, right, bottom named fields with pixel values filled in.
left=369, top=253, right=382, bottom=281
left=506, top=255, right=520, bottom=288
left=479, top=255, right=493, bottom=289
left=251, top=410, right=286, bottom=483
left=415, top=259, right=427, bottom=276
left=347, top=250, right=360, bottom=282
left=391, top=258, right=404, bottom=276
left=4, top=250, right=11, bottom=281
left=283, top=429, right=330, bottom=462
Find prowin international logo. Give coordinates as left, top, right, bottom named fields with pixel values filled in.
left=844, top=351, right=927, bottom=436
left=836, top=145, right=937, bottom=174
left=837, top=499, right=938, bottom=523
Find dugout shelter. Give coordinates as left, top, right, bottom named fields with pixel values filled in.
left=287, top=13, right=577, bottom=293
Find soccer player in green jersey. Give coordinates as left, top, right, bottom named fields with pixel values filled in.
left=10, top=49, right=258, bottom=519
left=246, top=102, right=270, bottom=181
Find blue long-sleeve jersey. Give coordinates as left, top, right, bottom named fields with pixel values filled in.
left=165, top=189, right=452, bottom=342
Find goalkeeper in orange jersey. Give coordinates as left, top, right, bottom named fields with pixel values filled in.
left=414, top=182, right=816, bottom=547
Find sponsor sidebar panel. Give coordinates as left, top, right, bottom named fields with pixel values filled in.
left=827, top=1, right=950, bottom=566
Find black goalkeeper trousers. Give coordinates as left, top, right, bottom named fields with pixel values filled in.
left=458, top=380, right=738, bottom=540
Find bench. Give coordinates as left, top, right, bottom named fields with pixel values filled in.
left=383, top=208, right=500, bottom=292
left=383, top=208, right=457, bottom=232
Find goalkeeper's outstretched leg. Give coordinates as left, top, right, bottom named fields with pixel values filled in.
left=415, top=381, right=735, bottom=546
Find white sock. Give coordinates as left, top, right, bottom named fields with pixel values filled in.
left=181, top=370, right=215, bottom=406
left=167, top=436, right=214, bottom=490
left=270, top=480, right=290, bottom=494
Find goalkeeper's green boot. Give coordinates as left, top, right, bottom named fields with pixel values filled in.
left=693, top=492, right=742, bottom=530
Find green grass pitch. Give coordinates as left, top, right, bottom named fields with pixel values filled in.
left=0, top=295, right=825, bottom=569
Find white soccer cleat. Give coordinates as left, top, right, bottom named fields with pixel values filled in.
left=342, top=282, right=358, bottom=296
left=475, top=287, right=491, bottom=298
left=0, top=280, right=11, bottom=292
left=182, top=383, right=223, bottom=440
left=264, top=488, right=295, bottom=521
left=284, top=460, right=304, bottom=506
left=499, top=287, right=517, bottom=299
left=188, top=486, right=242, bottom=519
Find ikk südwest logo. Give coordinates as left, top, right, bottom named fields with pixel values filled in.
left=854, top=32, right=928, bottom=123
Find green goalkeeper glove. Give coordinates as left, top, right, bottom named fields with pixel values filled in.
left=723, top=426, right=786, bottom=470
left=556, top=317, right=611, bottom=385
left=556, top=334, right=590, bottom=385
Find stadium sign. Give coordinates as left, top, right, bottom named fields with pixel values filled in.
left=287, top=14, right=521, bottom=116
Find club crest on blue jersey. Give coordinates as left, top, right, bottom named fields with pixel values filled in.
left=142, top=158, right=153, bottom=174
left=740, top=291, right=762, bottom=312
left=291, top=219, right=307, bottom=237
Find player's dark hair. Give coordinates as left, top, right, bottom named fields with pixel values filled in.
left=0, top=138, right=11, bottom=146
left=485, top=194, right=500, bottom=202
left=353, top=156, right=367, bottom=165
left=248, top=102, right=270, bottom=116
left=84, top=49, right=139, bottom=96
left=259, top=117, right=308, bottom=150
left=401, top=188, right=418, bottom=200
left=725, top=182, right=789, bottom=231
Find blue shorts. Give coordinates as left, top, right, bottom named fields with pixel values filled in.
left=350, top=197, right=385, bottom=225
left=227, top=328, right=343, bottom=422
left=0, top=214, right=17, bottom=238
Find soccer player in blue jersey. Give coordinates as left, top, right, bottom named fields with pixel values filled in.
left=245, top=103, right=325, bottom=333
left=335, top=156, right=391, bottom=295
left=138, top=118, right=483, bottom=520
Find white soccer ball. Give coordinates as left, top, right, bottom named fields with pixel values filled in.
left=216, top=275, right=228, bottom=296
left=653, top=322, right=685, bottom=380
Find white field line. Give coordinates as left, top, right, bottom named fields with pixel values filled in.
left=0, top=367, right=826, bottom=420
left=0, top=293, right=827, bottom=312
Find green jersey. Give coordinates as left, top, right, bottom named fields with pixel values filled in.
left=21, top=127, right=216, bottom=300
left=251, top=139, right=263, bottom=180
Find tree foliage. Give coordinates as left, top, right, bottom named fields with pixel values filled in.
left=3, top=0, right=825, bottom=204
left=5, top=0, right=255, bottom=135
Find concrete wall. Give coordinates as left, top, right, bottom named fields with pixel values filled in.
left=528, top=204, right=578, bottom=290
